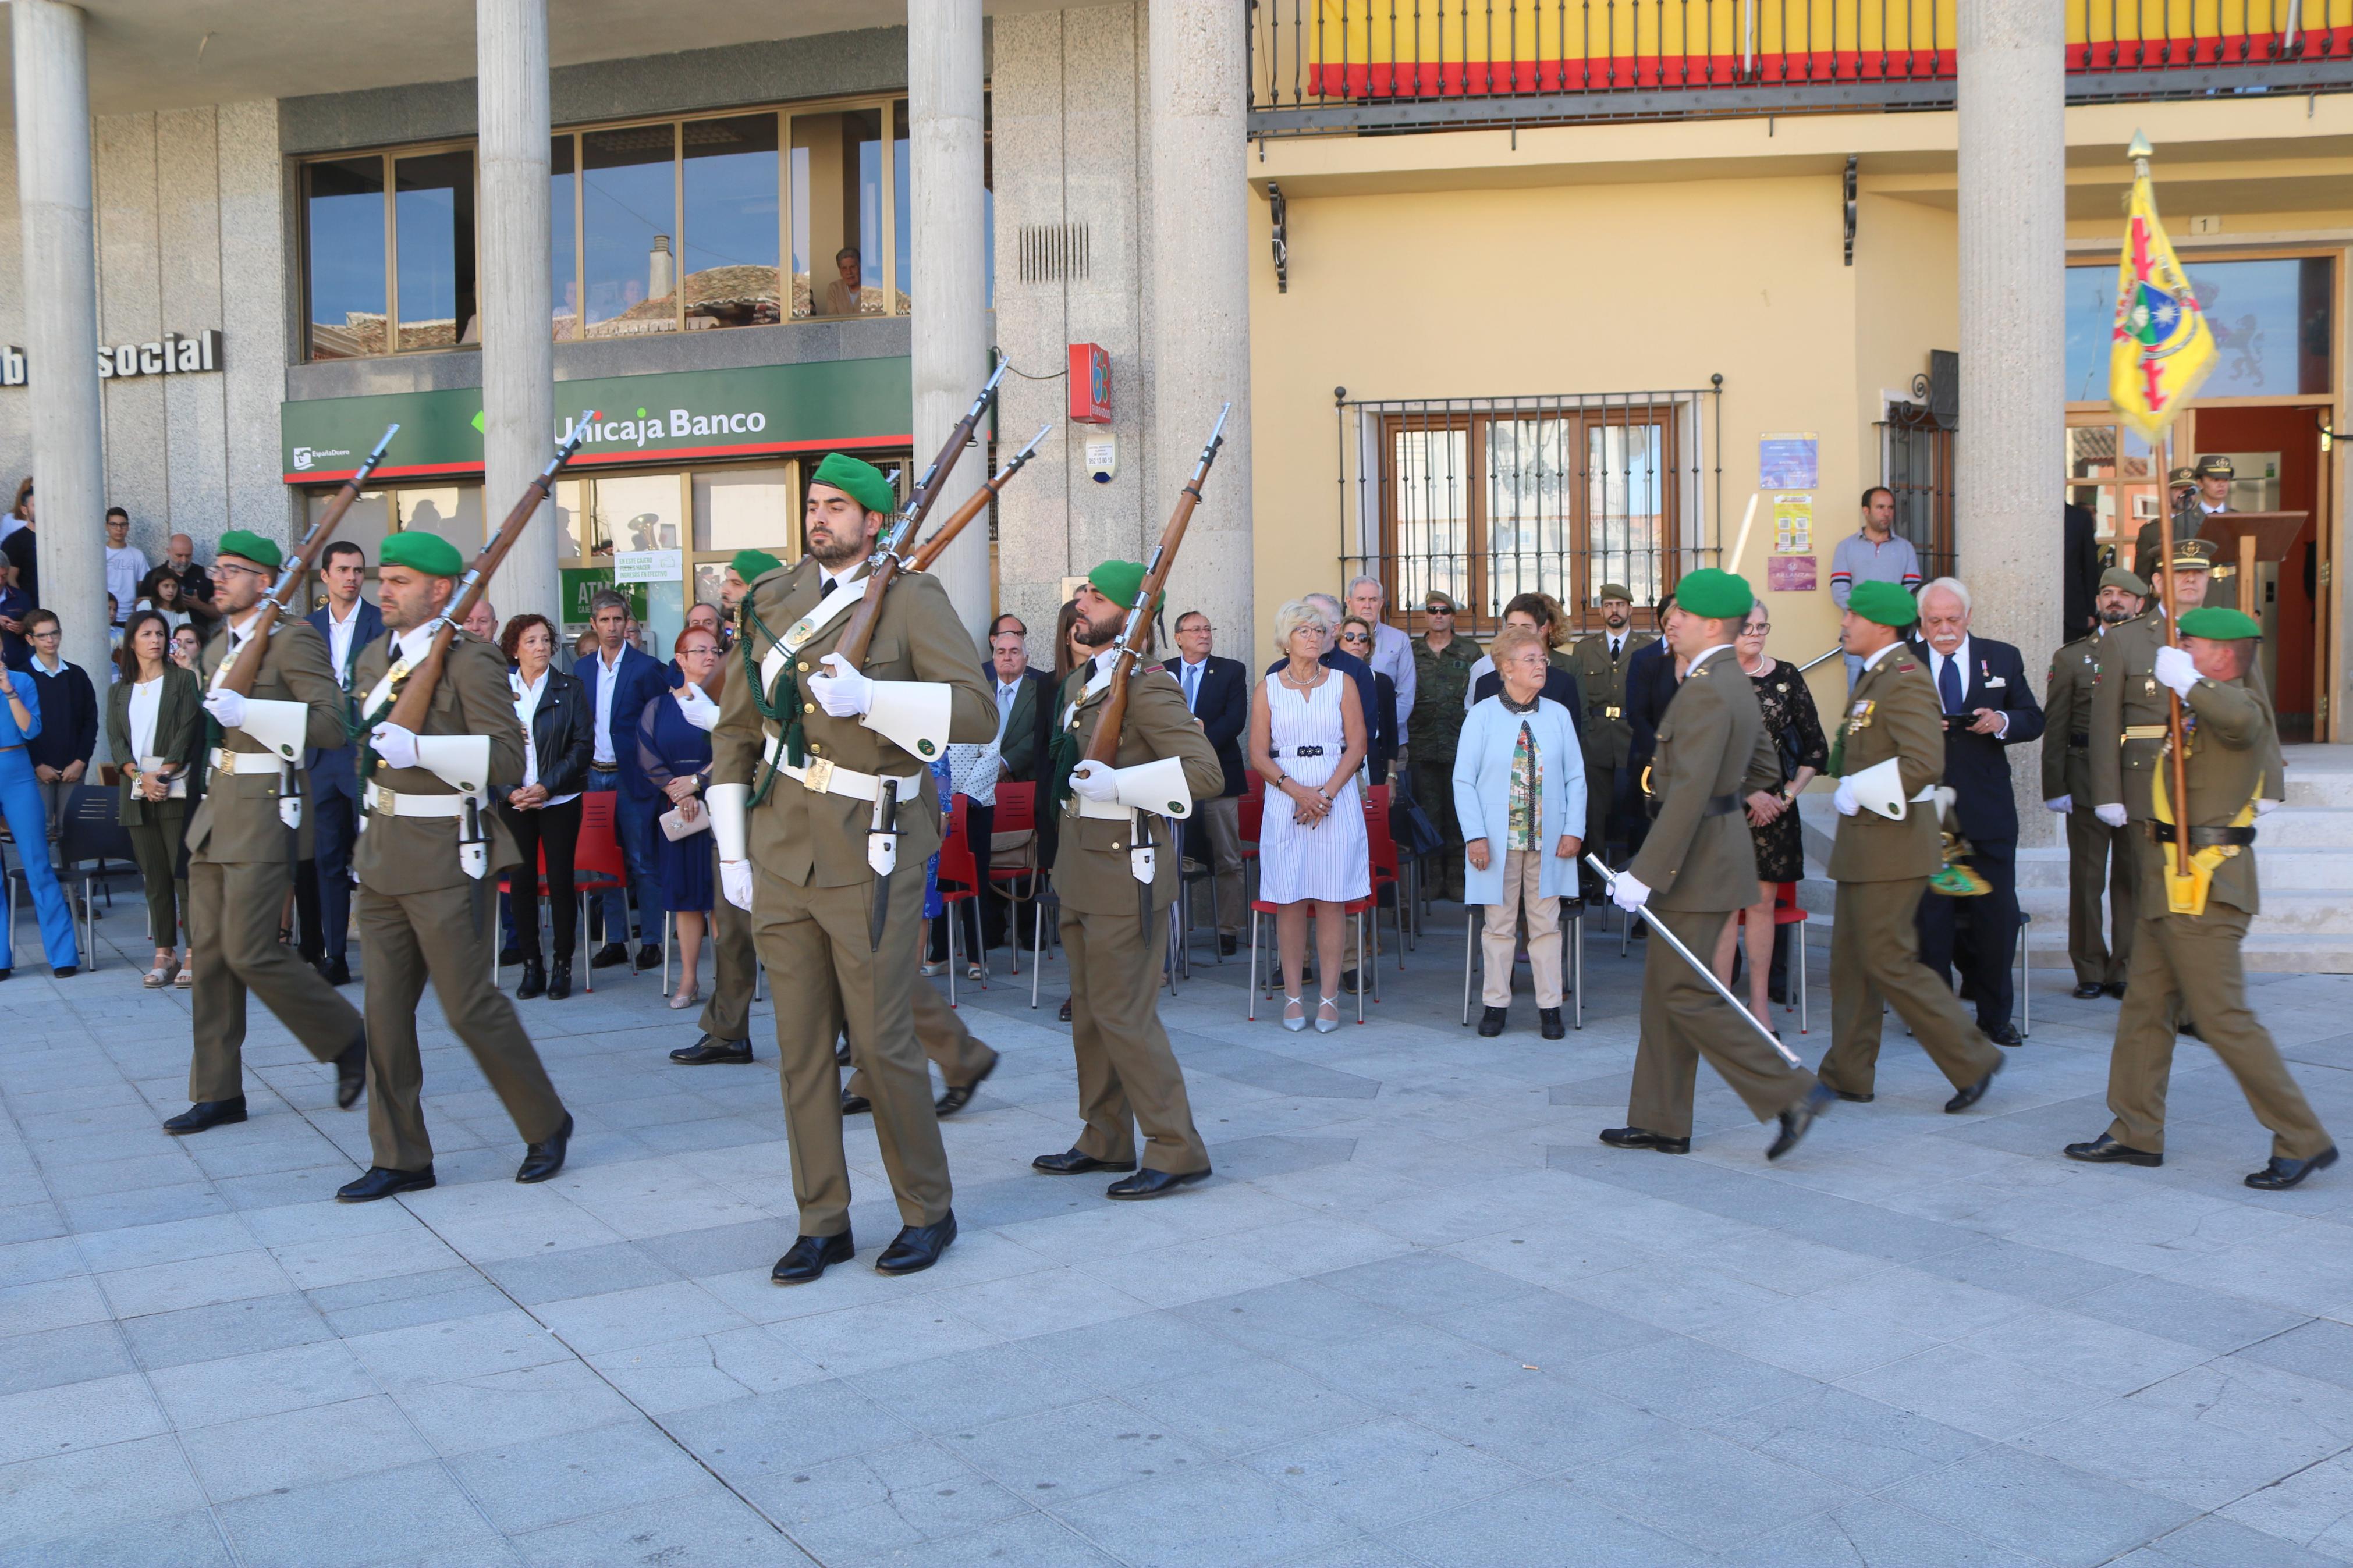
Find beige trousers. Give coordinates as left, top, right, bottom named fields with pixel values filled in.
left=1481, top=849, right=1563, bottom=1007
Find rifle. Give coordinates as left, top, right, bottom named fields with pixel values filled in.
left=900, top=425, right=1053, bottom=575
left=217, top=423, right=398, bottom=698
left=384, top=413, right=597, bottom=735
left=1079, top=403, right=1231, bottom=928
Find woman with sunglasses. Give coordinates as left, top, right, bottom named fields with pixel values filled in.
left=1335, top=616, right=1400, bottom=786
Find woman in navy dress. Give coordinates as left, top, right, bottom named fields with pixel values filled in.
left=635, top=627, right=721, bottom=1008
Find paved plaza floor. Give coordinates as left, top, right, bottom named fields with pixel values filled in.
left=5, top=898, right=2353, bottom=1566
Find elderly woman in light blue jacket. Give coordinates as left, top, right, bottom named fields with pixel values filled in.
left=1454, top=625, right=1586, bottom=1039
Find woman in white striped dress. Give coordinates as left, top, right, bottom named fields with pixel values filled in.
left=1250, top=600, right=1370, bottom=1032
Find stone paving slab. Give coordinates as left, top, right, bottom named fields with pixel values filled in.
left=2, top=900, right=2352, bottom=1563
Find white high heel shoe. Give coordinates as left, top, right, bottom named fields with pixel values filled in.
left=1281, top=994, right=1306, bottom=1032
left=1315, top=995, right=1341, bottom=1033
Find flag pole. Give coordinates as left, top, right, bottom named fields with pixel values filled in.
left=2132, top=129, right=2196, bottom=893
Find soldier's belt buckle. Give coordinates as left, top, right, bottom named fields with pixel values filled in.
left=375, top=786, right=396, bottom=815
left=1604, top=705, right=1622, bottom=719
left=803, top=757, right=836, bottom=795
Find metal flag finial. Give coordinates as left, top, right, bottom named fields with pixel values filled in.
left=2127, top=130, right=2153, bottom=162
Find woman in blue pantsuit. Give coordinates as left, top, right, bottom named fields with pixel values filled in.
left=0, top=663, right=81, bottom=976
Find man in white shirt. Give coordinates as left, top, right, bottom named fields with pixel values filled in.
left=1346, top=575, right=1417, bottom=741
left=102, top=508, right=145, bottom=630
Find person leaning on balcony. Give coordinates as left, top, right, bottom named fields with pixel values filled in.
left=822, top=246, right=864, bottom=317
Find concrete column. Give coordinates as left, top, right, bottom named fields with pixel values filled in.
left=908, top=0, right=992, bottom=642
left=1149, top=0, right=1252, bottom=660
left=12, top=1, right=105, bottom=681
left=1957, top=0, right=2065, bottom=840
left=477, top=0, right=556, bottom=618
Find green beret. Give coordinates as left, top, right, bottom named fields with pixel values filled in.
left=1087, top=559, right=1164, bottom=616
left=380, top=531, right=466, bottom=577
left=1596, top=582, right=1634, bottom=604
left=2180, top=606, right=2262, bottom=641
left=810, top=452, right=896, bottom=519
left=1847, top=579, right=1919, bottom=628
left=2100, top=565, right=2149, bottom=597
left=215, top=529, right=282, bottom=571
left=729, top=548, right=782, bottom=584
left=1673, top=567, right=1752, bottom=621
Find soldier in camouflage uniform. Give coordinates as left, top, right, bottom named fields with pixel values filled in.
left=1410, top=589, right=1482, bottom=901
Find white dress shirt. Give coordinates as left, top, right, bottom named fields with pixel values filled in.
left=324, top=599, right=365, bottom=687
left=1923, top=634, right=2010, bottom=738
left=1177, top=656, right=1208, bottom=713
left=512, top=669, right=581, bottom=807
left=591, top=645, right=624, bottom=767
left=127, top=675, right=163, bottom=764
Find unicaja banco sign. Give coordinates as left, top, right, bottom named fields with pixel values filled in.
left=563, top=405, right=772, bottom=451
left=0, top=329, right=223, bottom=387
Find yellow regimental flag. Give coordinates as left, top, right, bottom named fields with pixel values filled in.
left=2109, top=166, right=2216, bottom=442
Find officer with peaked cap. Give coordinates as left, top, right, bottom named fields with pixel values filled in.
left=709, top=451, right=998, bottom=1282
left=1566, top=581, right=1657, bottom=897
left=2067, top=606, right=2336, bottom=1190
left=169, top=529, right=367, bottom=1136
left=336, top=529, right=570, bottom=1201
left=1600, top=567, right=1833, bottom=1161
left=1816, top=579, right=2004, bottom=1113
left=2043, top=565, right=2148, bottom=1001
left=2136, top=455, right=2235, bottom=585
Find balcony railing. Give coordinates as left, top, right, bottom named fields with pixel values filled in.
left=1248, top=0, right=2353, bottom=135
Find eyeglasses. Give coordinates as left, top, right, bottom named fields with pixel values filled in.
left=1339, top=631, right=1370, bottom=644
left=30, top=628, right=59, bottom=640
left=1742, top=623, right=1770, bottom=635
left=1424, top=605, right=1453, bottom=616
left=209, top=561, right=269, bottom=582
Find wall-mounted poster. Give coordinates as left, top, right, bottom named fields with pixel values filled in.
left=1766, top=555, right=1818, bottom=593
left=1759, top=432, right=1819, bottom=490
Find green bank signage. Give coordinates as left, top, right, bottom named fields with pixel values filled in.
left=281, top=355, right=912, bottom=483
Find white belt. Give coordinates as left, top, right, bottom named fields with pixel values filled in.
left=765, top=733, right=919, bottom=805
left=364, top=782, right=472, bottom=819
left=209, top=748, right=285, bottom=776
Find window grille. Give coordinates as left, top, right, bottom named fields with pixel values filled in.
left=1878, top=369, right=1958, bottom=584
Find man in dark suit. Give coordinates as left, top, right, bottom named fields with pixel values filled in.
left=2062, top=501, right=2102, bottom=645
left=1910, top=575, right=2045, bottom=1047
left=577, top=588, right=672, bottom=970
left=294, top=540, right=382, bottom=984
left=1622, top=589, right=1683, bottom=879
left=1172, top=609, right=1248, bottom=956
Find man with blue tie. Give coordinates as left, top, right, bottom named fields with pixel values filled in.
left=1911, top=576, right=2045, bottom=1047
left=1172, top=610, right=1248, bottom=957
left=298, top=541, right=382, bottom=986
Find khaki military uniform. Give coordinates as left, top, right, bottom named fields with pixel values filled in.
left=1623, top=648, right=1818, bottom=1139
left=1049, top=662, right=1226, bottom=1172
left=185, top=617, right=364, bottom=1103
left=711, top=558, right=998, bottom=1237
left=1816, top=648, right=2003, bottom=1100
left=2043, top=631, right=2137, bottom=988
left=1566, top=628, right=1656, bottom=859
left=351, top=629, right=566, bottom=1172
left=2103, top=673, right=2331, bottom=1161
left=1408, top=634, right=1481, bottom=901
left=2091, top=607, right=2283, bottom=822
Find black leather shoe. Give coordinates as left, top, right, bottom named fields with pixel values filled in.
left=1985, top=1022, right=2023, bottom=1048
left=0, top=968, right=15, bottom=981
left=1219, top=934, right=1238, bottom=958
left=1944, top=1061, right=2001, bottom=1114
left=590, top=942, right=629, bottom=969
left=334, top=1035, right=366, bottom=1110
left=318, top=955, right=352, bottom=987
left=772, top=1230, right=854, bottom=1284
left=1768, top=1083, right=1836, bottom=1161
left=1832, top=1089, right=1875, bottom=1103
left=834, top=1034, right=852, bottom=1066
left=670, top=1034, right=753, bottom=1065
left=545, top=961, right=572, bottom=1000
left=337, top=1164, right=435, bottom=1202
left=1032, top=1147, right=1136, bottom=1174
left=2102, top=981, right=2127, bottom=1000
left=163, top=1097, right=247, bottom=1135
left=1106, top=1166, right=1212, bottom=1200
left=876, top=1212, right=957, bottom=1274
left=2064, top=1133, right=2162, bottom=1167
left=1599, top=1126, right=1690, bottom=1154
left=1539, top=1008, right=1566, bottom=1040
left=635, top=943, right=662, bottom=972
left=840, top=1090, right=871, bottom=1115
left=935, top=1051, right=997, bottom=1117
left=1768, top=981, right=1790, bottom=1006
left=1340, top=968, right=1367, bottom=995
left=515, top=1112, right=573, bottom=1183
left=52, top=966, right=75, bottom=979
left=2246, top=1146, right=2338, bottom=1191
left=499, top=944, right=523, bottom=968
left=1477, top=1006, right=1507, bottom=1037
left=1057, top=997, right=1073, bottom=1023
left=515, top=959, right=545, bottom=1000
left=2072, top=982, right=2106, bottom=1000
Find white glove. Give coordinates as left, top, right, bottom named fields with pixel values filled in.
left=202, top=688, right=246, bottom=729
left=808, top=653, right=873, bottom=718
left=2095, top=803, right=2128, bottom=829
left=674, top=682, right=721, bottom=733
left=1069, top=759, right=1119, bottom=802
left=1833, top=778, right=1860, bottom=816
left=2044, top=795, right=2072, bottom=815
left=2257, top=797, right=2281, bottom=816
left=1610, top=872, right=1651, bottom=913
left=2153, top=645, right=2200, bottom=699
left=370, top=722, right=419, bottom=771
left=721, top=859, right=754, bottom=911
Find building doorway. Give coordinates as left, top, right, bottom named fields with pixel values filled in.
left=2187, top=404, right=2333, bottom=743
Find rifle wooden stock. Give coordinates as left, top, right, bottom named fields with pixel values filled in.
left=385, top=417, right=596, bottom=733
left=1081, top=403, right=1231, bottom=767
left=217, top=423, right=398, bottom=697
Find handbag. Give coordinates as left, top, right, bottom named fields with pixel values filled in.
left=658, top=802, right=710, bottom=840
left=139, top=756, right=189, bottom=801
left=1389, top=770, right=1445, bottom=859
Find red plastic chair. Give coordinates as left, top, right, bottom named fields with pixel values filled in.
left=936, top=794, right=985, bottom=1004
left=1364, top=785, right=1407, bottom=978
left=1732, top=880, right=1811, bottom=1034
left=570, top=793, right=629, bottom=994
left=986, top=781, right=1044, bottom=975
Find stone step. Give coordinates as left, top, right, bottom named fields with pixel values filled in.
left=2015, top=884, right=2353, bottom=935
left=2015, top=845, right=2353, bottom=891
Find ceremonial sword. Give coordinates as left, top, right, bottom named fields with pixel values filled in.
left=1583, top=854, right=1804, bottom=1068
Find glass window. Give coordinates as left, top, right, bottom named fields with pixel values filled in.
left=391, top=485, right=482, bottom=552
left=1386, top=424, right=1472, bottom=615
left=683, top=115, right=782, bottom=330
left=306, top=157, right=386, bottom=361
left=551, top=136, right=578, bottom=340
left=1484, top=417, right=1571, bottom=609
left=693, top=464, right=797, bottom=553
left=790, top=106, right=884, bottom=319
left=1588, top=420, right=1667, bottom=611
left=582, top=123, right=679, bottom=337
left=590, top=474, right=684, bottom=555
left=308, top=486, right=391, bottom=567
left=893, top=100, right=911, bottom=315
left=394, top=151, right=477, bottom=353
left=2066, top=257, right=2333, bottom=400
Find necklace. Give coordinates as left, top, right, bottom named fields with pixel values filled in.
left=1279, top=663, right=1325, bottom=691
